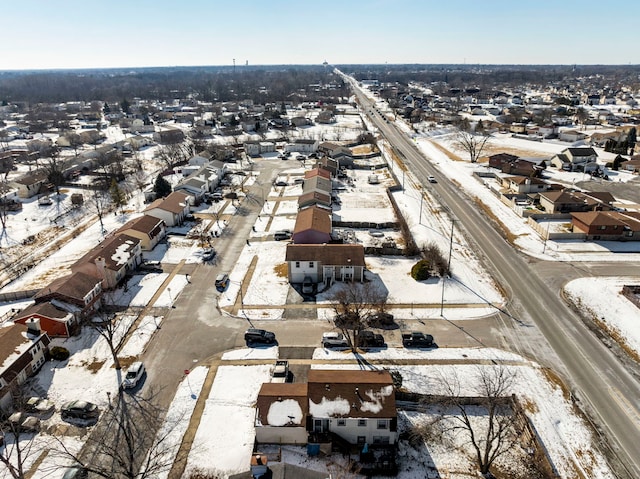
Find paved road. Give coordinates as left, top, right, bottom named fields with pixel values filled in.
left=349, top=80, right=640, bottom=478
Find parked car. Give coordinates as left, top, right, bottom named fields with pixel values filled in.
left=202, top=248, right=216, bottom=262
left=24, top=397, right=55, bottom=415
left=244, top=328, right=276, bottom=345
left=211, top=192, right=223, bottom=202
left=61, top=400, right=99, bottom=420
left=322, top=332, right=349, bottom=348
left=274, top=230, right=292, bottom=241
left=8, top=412, right=40, bottom=433
left=369, top=312, right=395, bottom=327
left=302, top=276, right=314, bottom=294
left=402, top=331, right=434, bottom=348
left=356, top=330, right=385, bottom=348
left=272, top=360, right=289, bottom=383
left=62, top=466, right=88, bottom=479
left=275, top=180, right=288, bottom=187
left=122, top=361, right=146, bottom=389
left=215, top=273, right=229, bottom=292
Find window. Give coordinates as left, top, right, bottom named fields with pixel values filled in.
left=295, top=261, right=300, bottom=268
left=373, top=436, right=390, bottom=445
left=337, top=419, right=346, bottom=426
left=357, top=436, right=366, bottom=445
left=598, top=225, right=606, bottom=230
left=357, top=419, right=366, bottom=427
left=308, top=262, right=314, bottom=268
left=377, top=419, right=388, bottom=430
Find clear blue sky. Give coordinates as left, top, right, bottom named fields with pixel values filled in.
left=1, top=0, right=638, bottom=70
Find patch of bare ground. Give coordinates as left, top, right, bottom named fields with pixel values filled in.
left=117, top=356, right=139, bottom=369
left=352, top=144, right=377, bottom=155
left=274, top=262, right=288, bottom=278
left=428, top=140, right=463, bottom=161
left=540, top=367, right=571, bottom=401
left=593, top=317, right=640, bottom=364
left=520, top=396, right=539, bottom=415
left=482, top=144, right=550, bottom=159
left=83, top=359, right=105, bottom=373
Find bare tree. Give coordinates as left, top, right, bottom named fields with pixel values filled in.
left=87, top=187, right=111, bottom=235
left=454, top=125, right=492, bottom=163
left=329, top=281, right=388, bottom=352
left=85, top=304, right=123, bottom=370
left=39, top=144, right=65, bottom=196
left=53, top=389, right=185, bottom=479
left=0, top=386, right=45, bottom=479
left=432, top=366, right=523, bottom=476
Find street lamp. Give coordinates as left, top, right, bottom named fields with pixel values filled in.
left=106, top=391, right=112, bottom=409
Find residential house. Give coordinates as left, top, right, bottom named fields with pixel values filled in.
left=153, top=128, right=185, bottom=144
left=539, top=190, right=615, bottom=214
left=71, top=233, right=142, bottom=289
left=284, top=139, right=318, bottom=154
left=244, top=140, right=276, bottom=157
left=255, top=382, right=309, bottom=444
left=488, top=153, right=519, bottom=170
left=571, top=211, right=640, bottom=240
left=301, top=174, right=332, bottom=201
left=318, top=142, right=352, bottom=164
left=116, top=215, right=166, bottom=251
left=33, top=270, right=103, bottom=319
left=298, top=191, right=332, bottom=210
left=558, top=129, right=588, bottom=142
left=621, top=157, right=640, bottom=173
left=285, top=243, right=366, bottom=284
left=13, top=302, right=75, bottom=338
left=501, top=158, right=545, bottom=177
left=255, top=369, right=396, bottom=448
left=292, top=205, right=332, bottom=244
left=128, top=135, right=154, bottom=150
left=307, top=369, right=396, bottom=446
left=502, top=176, right=547, bottom=194
left=9, top=172, right=48, bottom=199
left=290, top=116, right=312, bottom=127
left=144, top=191, right=192, bottom=227
left=315, top=110, right=336, bottom=124
left=174, top=175, right=209, bottom=201
left=0, top=323, right=50, bottom=410
left=549, top=147, right=599, bottom=172
left=316, top=156, right=339, bottom=177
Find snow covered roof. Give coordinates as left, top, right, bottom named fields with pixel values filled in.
left=75, top=233, right=140, bottom=271
left=307, top=369, right=395, bottom=419
left=256, top=383, right=308, bottom=427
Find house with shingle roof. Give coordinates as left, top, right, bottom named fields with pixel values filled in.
left=298, top=191, right=332, bottom=210
left=144, top=191, right=191, bottom=227
left=550, top=147, right=598, bottom=172
left=0, top=323, right=50, bottom=410
left=285, top=243, right=365, bottom=284
left=292, top=205, right=332, bottom=244
left=13, top=302, right=75, bottom=337
left=71, top=233, right=142, bottom=289
left=501, top=176, right=548, bottom=194
left=254, top=369, right=396, bottom=447
left=539, top=189, right=614, bottom=214
left=116, top=215, right=166, bottom=251
left=571, top=211, right=640, bottom=240
left=34, top=270, right=103, bottom=317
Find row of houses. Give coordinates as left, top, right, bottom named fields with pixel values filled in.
left=0, top=190, right=193, bottom=410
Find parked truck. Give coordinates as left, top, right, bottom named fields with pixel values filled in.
left=356, top=330, right=385, bottom=347
left=272, top=360, right=289, bottom=383
left=402, top=331, right=434, bottom=348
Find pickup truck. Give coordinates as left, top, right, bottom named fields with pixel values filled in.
left=402, top=332, right=434, bottom=348
left=272, top=360, right=289, bottom=383
left=356, top=330, right=385, bottom=348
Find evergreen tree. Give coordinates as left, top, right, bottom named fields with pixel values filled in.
left=109, top=178, right=126, bottom=214
left=154, top=174, right=172, bottom=198
left=120, top=98, right=131, bottom=114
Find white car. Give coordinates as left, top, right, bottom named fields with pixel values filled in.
left=427, top=175, right=437, bottom=183
left=322, top=332, right=349, bottom=348
left=122, top=361, right=146, bottom=389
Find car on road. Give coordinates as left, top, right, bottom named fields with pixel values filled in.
left=302, top=276, right=314, bottom=294
left=122, top=361, right=146, bottom=389
left=275, top=180, right=288, bottom=187
left=402, top=331, right=434, bottom=348
left=427, top=175, right=437, bottom=183
left=244, top=328, right=276, bottom=345
left=215, top=273, right=229, bottom=292
left=61, top=400, right=99, bottom=420
left=322, top=332, right=349, bottom=348
left=202, top=248, right=216, bottom=262
left=274, top=230, right=292, bottom=241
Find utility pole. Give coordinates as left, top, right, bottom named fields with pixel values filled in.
left=440, top=218, right=455, bottom=317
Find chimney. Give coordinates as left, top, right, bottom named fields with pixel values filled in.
left=26, top=317, right=41, bottom=335
left=95, top=256, right=107, bottom=280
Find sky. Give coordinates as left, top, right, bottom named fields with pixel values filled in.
left=1, top=0, right=639, bottom=70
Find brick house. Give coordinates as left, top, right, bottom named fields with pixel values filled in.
left=292, top=206, right=332, bottom=244
left=571, top=211, right=640, bottom=240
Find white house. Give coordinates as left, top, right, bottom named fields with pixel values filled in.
left=144, top=191, right=192, bottom=227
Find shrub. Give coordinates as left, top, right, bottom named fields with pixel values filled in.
left=50, top=346, right=70, bottom=361
left=411, top=259, right=431, bottom=281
